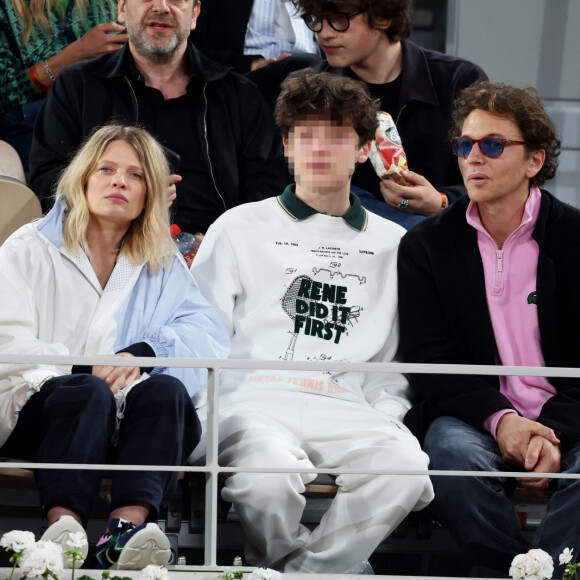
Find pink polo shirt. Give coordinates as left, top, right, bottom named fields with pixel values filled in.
left=466, top=187, right=556, bottom=438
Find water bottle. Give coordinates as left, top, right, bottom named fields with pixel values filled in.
left=170, top=224, right=200, bottom=266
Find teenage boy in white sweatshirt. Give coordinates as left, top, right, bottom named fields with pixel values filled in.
left=190, top=71, right=433, bottom=574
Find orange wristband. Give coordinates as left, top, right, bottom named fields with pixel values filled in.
left=28, top=64, right=49, bottom=93
left=440, top=193, right=449, bottom=210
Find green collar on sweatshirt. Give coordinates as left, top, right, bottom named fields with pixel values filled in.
left=277, top=184, right=368, bottom=231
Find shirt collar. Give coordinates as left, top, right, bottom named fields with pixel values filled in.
left=277, top=184, right=368, bottom=231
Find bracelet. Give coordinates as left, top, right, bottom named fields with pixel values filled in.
left=28, top=64, right=49, bottom=93
left=439, top=193, right=449, bottom=210
left=43, top=59, right=57, bottom=82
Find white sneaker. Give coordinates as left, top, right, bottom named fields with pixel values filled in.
left=115, top=523, right=171, bottom=570
left=40, top=515, right=88, bottom=569
left=95, top=519, right=171, bottom=570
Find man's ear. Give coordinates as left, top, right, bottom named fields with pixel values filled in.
left=118, top=0, right=126, bottom=24
left=526, top=149, right=546, bottom=180
left=374, top=18, right=391, bottom=31
left=191, top=1, right=201, bottom=31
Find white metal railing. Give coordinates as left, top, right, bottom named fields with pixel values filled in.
left=1, top=353, right=579, bottom=570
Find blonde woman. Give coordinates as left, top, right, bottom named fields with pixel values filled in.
left=0, top=124, right=229, bottom=570
left=0, top=0, right=127, bottom=170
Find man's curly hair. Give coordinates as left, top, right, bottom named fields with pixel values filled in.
left=275, top=71, right=380, bottom=145
left=287, top=0, right=412, bottom=42
left=451, top=81, right=560, bottom=187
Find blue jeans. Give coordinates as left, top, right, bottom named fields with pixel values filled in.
left=424, top=416, right=580, bottom=577
left=351, top=186, right=426, bottom=230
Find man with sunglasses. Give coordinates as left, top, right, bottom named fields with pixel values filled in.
left=398, top=81, right=580, bottom=577
left=288, top=0, right=487, bottom=228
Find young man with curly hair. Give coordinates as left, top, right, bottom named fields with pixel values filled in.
left=190, top=71, right=433, bottom=573
left=288, top=0, right=487, bottom=228
left=398, top=81, right=580, bottom=577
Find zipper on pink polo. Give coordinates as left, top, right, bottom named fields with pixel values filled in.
left=493, top=248, right=503, bottom=294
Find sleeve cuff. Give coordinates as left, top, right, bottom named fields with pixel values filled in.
left=116, top=342, right=156, bottom=374
left=71, top=364, right=93, bottom=375
left=483, top=409, right=517, bottom=439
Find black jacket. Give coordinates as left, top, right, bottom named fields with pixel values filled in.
left=29, top=40, right=289, bottom=221
left=398, top=190, right=580, bottom=448
left=314, top=40, right=488, bottom=203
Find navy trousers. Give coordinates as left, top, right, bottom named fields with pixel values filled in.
left=424, top=416, right=580, bottom=578
left=0, top=373, right=200, bottom=524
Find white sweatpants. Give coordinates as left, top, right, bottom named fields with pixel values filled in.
left=207, top=390, right=433, bottom=573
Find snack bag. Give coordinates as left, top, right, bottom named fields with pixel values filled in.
left=368, top=111, right=409, bottom=185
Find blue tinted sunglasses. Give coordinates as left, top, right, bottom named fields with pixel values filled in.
left=451, top=137, right=526, bottom=158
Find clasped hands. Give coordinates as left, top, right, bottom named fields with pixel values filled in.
left=496, top=413, right=561, bottom=490
left=93, top=352, right=140, bottom=395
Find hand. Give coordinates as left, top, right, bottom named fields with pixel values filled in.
left=496, top=413, right=560, bottom=467
left=250, top=52, right=291, bottom=71
left=72, top=22, right=128, bottom=60
left=380, top=170, right=443, bottom=216
left=516, top=435, right=561, bottom=490
left=168, top=174, right=182, bottom=207
left=93, top=352, right=140, bottom=395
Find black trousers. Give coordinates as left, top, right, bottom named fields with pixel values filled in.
left=0, top=373, right=200, bottom=524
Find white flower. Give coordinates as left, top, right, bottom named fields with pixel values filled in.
left=65, top=531, right=87, bottom=551
left=249, top=568, right=282, bottom=580
left=510, top=550, right=553, bottom=580
left=560, top=548, right=574, bottom=566
left=510, top=553, right=528, bottom=580
left=528, top=548, right=554, bottom=579
left=0, top=531, right=36, bottom=554
left=19, top=541, right=64, bottom=578
left=138, top=564, right=169, bottom=580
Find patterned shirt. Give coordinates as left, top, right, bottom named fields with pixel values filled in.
left=0, top=0, right=116, bottom=117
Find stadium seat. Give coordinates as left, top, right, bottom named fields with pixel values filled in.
left=0, top=176, right=42, bottom=244
left=0, top=140, right=26, bottom=184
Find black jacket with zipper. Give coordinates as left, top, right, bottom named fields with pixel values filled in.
left=398, top=190, right=580, bottom=449
left=29, top=39, right=290, bottom=223
left=313, top=39, right=488, bottom=204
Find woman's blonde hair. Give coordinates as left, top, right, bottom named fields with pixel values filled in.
left=56, top=124, right=174, bottom=273
left=11, top=0, right=114, bottom=42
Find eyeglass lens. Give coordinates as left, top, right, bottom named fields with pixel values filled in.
left=303, top=13, right=351, bottom=32
left=453, top=138, right=505, bottom=157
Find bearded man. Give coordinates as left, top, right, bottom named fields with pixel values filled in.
left=29, top=0, right=289, bottom=235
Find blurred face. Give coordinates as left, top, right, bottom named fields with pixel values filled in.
left=313, top=8, right=390, bottom=70
left=86, top=140, right=147, bottom=228
left=119, top=0, right=200, bottom=63
left=458, top=109, right=544, bottom=208
left=285, top=117, right=369, bottom=194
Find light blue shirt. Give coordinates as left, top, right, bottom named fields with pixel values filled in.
left=245, top=0, right=318, bottom=59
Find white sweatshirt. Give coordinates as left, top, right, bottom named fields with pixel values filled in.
left=191, top=186, right=410, bottom=421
